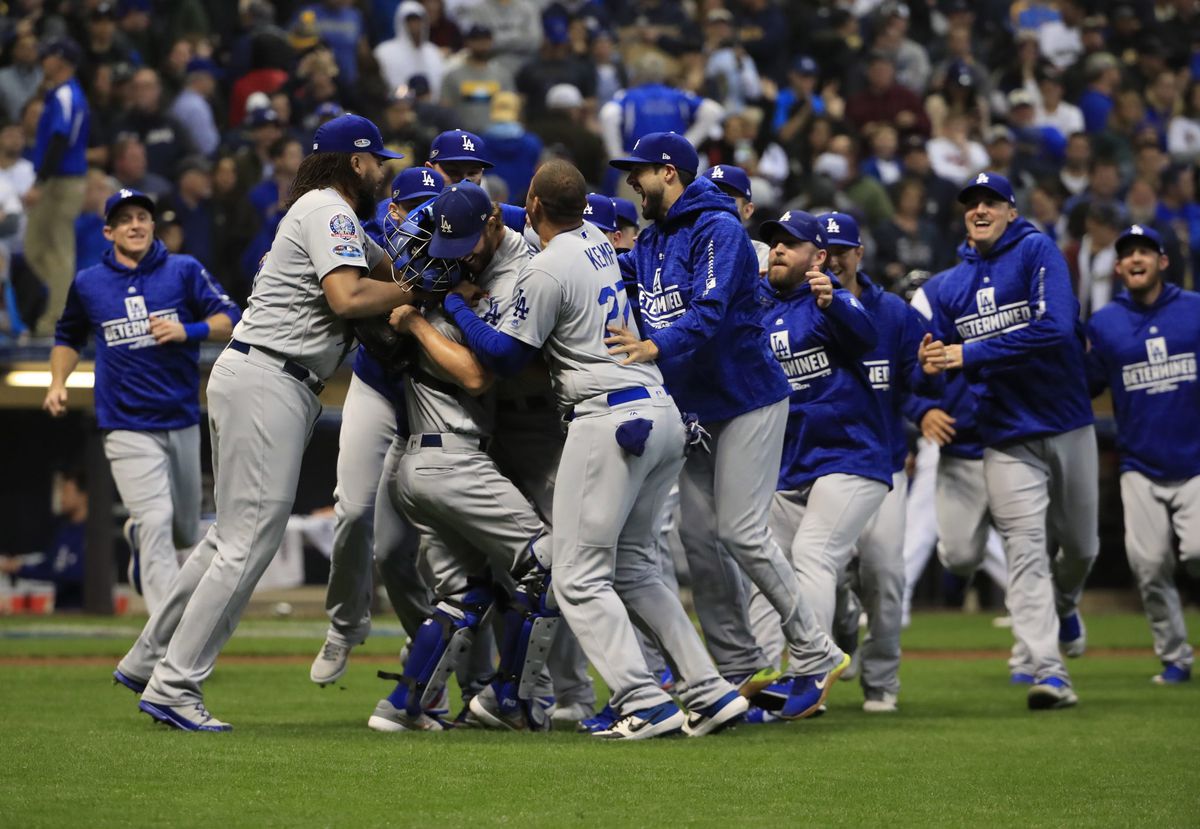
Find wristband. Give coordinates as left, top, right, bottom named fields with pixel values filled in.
left=184, top=321, right=210, bottom=342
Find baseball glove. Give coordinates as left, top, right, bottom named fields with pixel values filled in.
left=352, top=314, right=419, bottom=374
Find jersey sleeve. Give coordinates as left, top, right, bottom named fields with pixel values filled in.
left=185, top=258, right=241, bottom=323
left=501, top=266, right=561, bottom=349
left=817, top=289, right=877, bottom=356
left=1083, top=316, right=1111, bottom=397
left=305, top=203, right=370, bottom=280
left=54, top=279, right=90, bottom=350
left=364, top=234, right=387, bottom=270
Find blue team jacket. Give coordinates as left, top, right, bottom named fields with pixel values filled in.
left=622, top=177, right=790, bottom=423
left=928, top=219, right=1093, bottom=446
left=759, top=277, right=892, bottom=491
left=55, top=240, right=240, bottom=432
left=33, top=78, right=89, bottom=176
left=1085, top=284, right=1200, bottom=481
left=857, top=273, right=939, bottom=473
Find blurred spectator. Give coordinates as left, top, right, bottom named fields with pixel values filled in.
left=933, top=24, right=991, bottom=109
left=1141, top=70, right=1181, bottom=149
left=770, top=56, right=824, bottom=139
left=861, top=124, right=902, bottom=187
left=846, top=52, right=930, bottom=139
left=615, top=0, right=702, bottom=58
left=984, top=125, right=1016, bottom=180
left=873, top=176, right=949, bottom=289
left=1168, top=79, right=1200, bottom=161
left=379, top=90, right=440, bottom=158
left=600, top=52, right=724, bottom=158
left=294, top=0, right=368, bottom=85
left=871, top=2, right=930, bottom=96
left=589, top=28, right=627, bottom=105
left=243, top=135, right=304, bottom=271
left=440, top=25, right=515, bottom=135
left=83, top=62, right=129, bottom=169
left=0, top=467, right=88, bottom=610
left=1069, top=200, right=1123, bottom=317
left=1059, top=131, right=1091, bottom=195
left=481, top=92, right=541, bottom=204
left=990, top=29, right=1040, bottom=111
left=375, top=2, right=446, bottom=97
left=170, top=157, right=216, bottom=268
left=114, top=68, right=194, bottom=181
left=229, top=29, right=291, bottom=127
left=0, top=123, right=35, bottom=214
left=1127, top=34, right=1170, bottom=96
left=289, top=46, right=359, bottom=124
left=1133, top=139, right=1169, bottom=190
left=423, top=0, right=463, bottom=54
left=815, top=133, right=893, bottom=228
left=927, top=111, right=987, bottom=185
left=1036, top=0, right=1086, bottom=70
left=1033, top=67, right=1083, bottom=139
left=74, top=168, right=117, bottom=272
left=1094, top=88, right=1147, bottom=173
left=24, top=38, right=89, bottom=331
left=235, top=106, right=285, bottom=186
left=527, top=84, right=606, bottom=188
left=1064, top=156, right=1123, bottom=241
left=465, top=0, right=542, bottom=77
left=1008, top=87, right=1066, bottom=182
left=403, top=74, right=457, bottom=135
left=701, top=8, right=761, bottom=116
left=110, top=135, right=171, bottom=201
left=81, top=1, right=140, bottom=77
left=1027, top=178, right=1066, bottom=244
left=516, top=13, right=595, bottom=124
left=899, top=133, right=958, bottom=233
left=156, top=206, right=185, bottom=254
left=1078, top=52, right=1121, bottom=134
left=1156, top=163, right=1200, bottom=281
left=170, top=59, right=222, bottom=159
left=158, top=38, right=196, bottom=102
left=0, top=29, right=43, bottom=123
left=210, top=153, right=256, bottom=304
left=733, top=0, right=788, bottom=84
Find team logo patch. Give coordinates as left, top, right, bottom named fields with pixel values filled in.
left=354, top=138, right=371, bottom=148
left=1146, top=336, right=1168, bottom=365
left=826, top=217, right=840, bottom=234
left=331, top=243, right=364, bottom=259
left=975, top=287, right=997, bottom=316
left=329, top=213, right=357, bottom=239
left=710, top=166, right=724, bottom=179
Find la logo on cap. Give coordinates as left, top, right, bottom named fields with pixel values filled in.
left=584, top=203, right=593, bottom=214
left=461, top=134, right=475, bottom=151
left=119, top=188, right=132, bottom=198
left=421, top=170, right=435, bottom=187
left=826, top=217, right=840, bottom=234
left=440, top=215, right=452, bottom=233
left=780, top=211, right=792, bottom=222
left=711, top=166, right=724, bottom=179
left=1130, top=224, right=1144, bottom=235
left=975, top=172, right=989, bottom=184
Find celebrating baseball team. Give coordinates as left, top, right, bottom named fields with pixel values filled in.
left=44, top=110, right=1197, bottom=739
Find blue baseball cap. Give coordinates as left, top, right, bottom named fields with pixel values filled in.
left=702, top=164, right=752, bottom=201
left=759, top=210, right=825, bottom=248
left=792, top=55, right=818, bottom=76
left=429, top=130, right=493, bottom=168
left=612, top=196, right=639, bottom=228
left=583, top=193, right=617, bottom=233
left=957, top=170, right=1016, bottom=206
left=314, top=101, right=345, bottom=120
left=610, top=131, right=700, bottom=175
left=815, top=211, right=861, bottom=248
left=1115, top=223, right=1165, bottom=255
left=391, top=167, right=445, bottom=203
left=40, top=37, right=82, bottom=65
left=429, top=182, right=493, bottom=259
left=312, top=113, right=403, bottom=159
left=247, top=106, right=281, bottom=128
left=104, top=188, right=155, bottom=223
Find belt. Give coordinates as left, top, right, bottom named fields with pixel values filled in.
left=496, top=395, right=554, bottom=413
left=564, top=385, right=668, bottom=422
left=229, top=339, right=325, bottom=396
left=407, top=432, right=491, bottom=452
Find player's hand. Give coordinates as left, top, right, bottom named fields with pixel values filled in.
left=389, top=304, right=419, bottom=332
left=22, top=185, right=40, bottom=209
left=449, top=280, right=484, bottom=307
left=944, top=343, right=963, bottom=370
left=42, top=385, right=68, bottom=418
left=920, top=408, right=957, bottom=446
left=148, top=315, right=186, bottom=344
left=808, top=271, right=833, bottom=309
left=605, top=324, right=660, bottom=365
left=919, top=333, right=945, bottom=375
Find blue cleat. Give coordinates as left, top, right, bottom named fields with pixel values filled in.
left=1152, top=663, right=1191, bottom=685
left=743, top=705, right=782, bottom=725
left=1027, top=676, right=1078, bottom=710
left=577, top=702, right=618, bottom=734
left=138, top=700, right=232, bottom=731
left=123, top=518, right=142, bottom=596
left=1058, top=612, right=1086, bottom=657
left=750, top=679, right=791, bottom=712
left=113, top=669, right=147, bottom=695
left=591, top=701, right=684, bottom=740
left=780, top=652, right=851, bottom=720
left=1010, top=672, right=1036, bottom=685
left=682, top=690, right=748, bottom=737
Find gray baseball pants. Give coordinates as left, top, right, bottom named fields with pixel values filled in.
left=984, top=425, right=1099, bottom=682
left=1119, top=471, right=1198, bottom=669
left=104, top=426, right=202, bottom=614
left=852, top=469, right=908, bottom=697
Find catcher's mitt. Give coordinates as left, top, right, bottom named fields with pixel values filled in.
left=352, top=314, right=419, bottom=374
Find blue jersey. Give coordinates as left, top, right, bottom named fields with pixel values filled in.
left=54, top=240, right=240, bottom=432
left=856, top=273, right=938, bottom=472
left=759, top=278, right=891, bottom=490
left=1085, top=284, right=1200, bottom=481
left=33, top=78, right=89, bottom=176
left=613, top=84, right=702, bottom=150
left=927, top=219, right=1093, bottom=446
left=620, top=177, right=790, bottom=423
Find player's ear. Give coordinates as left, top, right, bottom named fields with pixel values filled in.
left=1159, top=253, right=1169, bottom=270
left=102, top=223, right=115, bottom=242
left=742, top=201, right=755, bottom=222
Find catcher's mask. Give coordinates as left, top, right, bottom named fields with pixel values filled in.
left=383, top=199, right=464, bottom=293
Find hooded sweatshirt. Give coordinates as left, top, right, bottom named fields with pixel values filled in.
left=620, top=176, right=790, bottom=422
left=1085, top=283, right=1200, bottom=480
left=54, top=239, right=240, bottom=431
left=927, top=217, right=1093, bottom=446
left=375, top=2, right=445, bottom=96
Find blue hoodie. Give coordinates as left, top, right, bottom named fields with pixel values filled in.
left=1085, top=283, right=1200, bottom=481
left=621, top=176, right=790, bottom=422
left=927, top=218, right=1093, bottom=446
left=55, top=240, right=240, bottom=432
left=759, top=276, right=892, bottom=491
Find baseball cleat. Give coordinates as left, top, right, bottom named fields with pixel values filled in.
left=736, top=666, right=783, bottom=698
left=467, top=684, right=552, bottom=732
left=549, top=701, right=595, bottom=723
left=367, top=699, right=445, bottom=732
left=743, top=705, right=781, bottom=725
left=1058, top=612, right=1086, bottom=658
left=749, top=678, right=790, bottom=712
left=113, top=669, right=147, bottom=695
left=840, top=650, right=860, bottom=682
left=1151, top=663, right=1191, bottom=685
left=682, top=690, right=748, bottom=737
left=591, top=701, right=684, bottom=740
left=1010, top=672, right=1036, bottom=685
left=780, top=652, right=851, bottom=720
left=139, top=700, right=232, bottom=732
left=577, top=703, right=618, bottom=734
left=1027, top=677, right=1078, bottom=710
left=122, top=518, right=142, bottom=596
left=310, top=638, right=351, bottom=686
left=862, top=692, right=899, bottom=713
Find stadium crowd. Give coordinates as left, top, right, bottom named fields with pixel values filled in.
left=0, top=0, right=1198, bottom=337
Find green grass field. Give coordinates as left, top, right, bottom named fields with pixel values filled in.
left=3, top=612, right=1198, bottom=828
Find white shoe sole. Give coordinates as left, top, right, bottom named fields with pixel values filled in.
left=593, top=709, right=685, bottom=740
left=1028, top=685, right=1078, bottom=710
left=468, top=695, right=521, bottom=730
left=310, top=657, right=349, bottom=686
left=367, top=712, right=443, bottom=733
left=862, top=700, right=898, bottom=713
left=683, top=695, right=749, bottom=737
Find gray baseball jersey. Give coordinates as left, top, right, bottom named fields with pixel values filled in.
left=234, top=188, right=387, bottom=380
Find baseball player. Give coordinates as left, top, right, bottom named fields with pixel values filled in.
left=443, top=160, right=749, bottom=739
left=1085, top=225, right=1198, bottom=685
left=114, top=114, right=417, bottom=731
left=605, top=133, right=848, bottom=715
left=311, top=166, right=447, bottom=686
left=922, top=172, right=1098, bottom=710
left=369, top=182, right=560, bottom=732
left=701, top=164, right=770, bottom=272
left=612, top=196, right=641, bottom=250
left=817, top=210, right=937, bottom=712
left=424, top=128, right=529, bottom=235
left=46, top=189, right=239, bottom=614
left=746, top=210, right=888, bottom=719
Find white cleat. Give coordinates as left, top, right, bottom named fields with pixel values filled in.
left=862, top=692, right=899, bottom=713
left=310, top=639, right=351, bottom=686
left=367, top=699, right=445, bottom=732
left=592, top=702, right=685, bottom=741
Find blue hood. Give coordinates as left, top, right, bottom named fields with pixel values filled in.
left=959, top=217, right=1041, bottom=264
left=1111, top=282, right=1181, bottom=314
left=101, top=238, right=169, bottom=276
left=662, top=176, right=740, bottom=228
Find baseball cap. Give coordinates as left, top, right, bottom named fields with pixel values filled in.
left=314, top=101, right=345, bottom=121
left=247, top=106, right=281, bottom=128
left=464, top=23, right=492, bottom=39
left=312, top=113, right=404, bottom=159
left=612, top=196, right=639, bottom=229
left=391, top=166, right=445, bottom=203
left=104, top=188, right=156, bottom=223
left=609, top=132, right=699, bottom=175
left=583, top=193, right=618, bottom=233
left=1007, top=88, right=1036, bottom=109
left=702, top=164, right=752, bottom=201
left=92, top=2, right=118, bottom=20
left=1115, top=223, right=1164, bottom=255
left=759, top=210, right=825, bottom=248
left=429, top=130, right=493, bottom=168
left=546, top=83, right=584, bottom=110
left=40, top=37, right=81, bottom=65
left=185, top=57, right=221, bottom=77
left=792, top=55, right=819, bottom=76
left=957, top=171, right=1016, bottom=206
left=429, top=182, right=493, bottom=259
left=815, top=211, right=861, bottom=248
left=986, top=125, right=1014, bottom=145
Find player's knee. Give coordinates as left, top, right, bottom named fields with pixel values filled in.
left=937, top=541, right=981, bottom=578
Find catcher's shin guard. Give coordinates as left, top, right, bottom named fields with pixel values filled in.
left=492, top=539, right=561, bottom=720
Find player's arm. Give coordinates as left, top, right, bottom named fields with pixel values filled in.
left=314, top=211, right=416, bottom=317
left=898, top=303, right=944, bottom=399
left=390, top=306, right=492, bottom=395
left=1082, top=318, right=1110, bottom=398
left=322, top=264, right=414, bottom=318
left=811, top=278, right=878, bottom=355
left=44, top=280, right=90, bottom=417
left=150, top=260, right=242, bottom=344
left=443, top=267, right=558, bottom=375
left=443, top=292, right=538, bottom=376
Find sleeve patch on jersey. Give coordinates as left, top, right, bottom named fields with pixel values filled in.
left=329, top=213, right=357, bottom=239
left=331, top=243, right=364, bottom=259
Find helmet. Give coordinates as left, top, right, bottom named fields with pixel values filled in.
left=382, top=198, right=463, bottom=293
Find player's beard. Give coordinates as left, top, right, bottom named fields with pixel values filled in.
left=351, top=167, right=384, bottom=219
left=641, top=186, right=665, bottom=222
